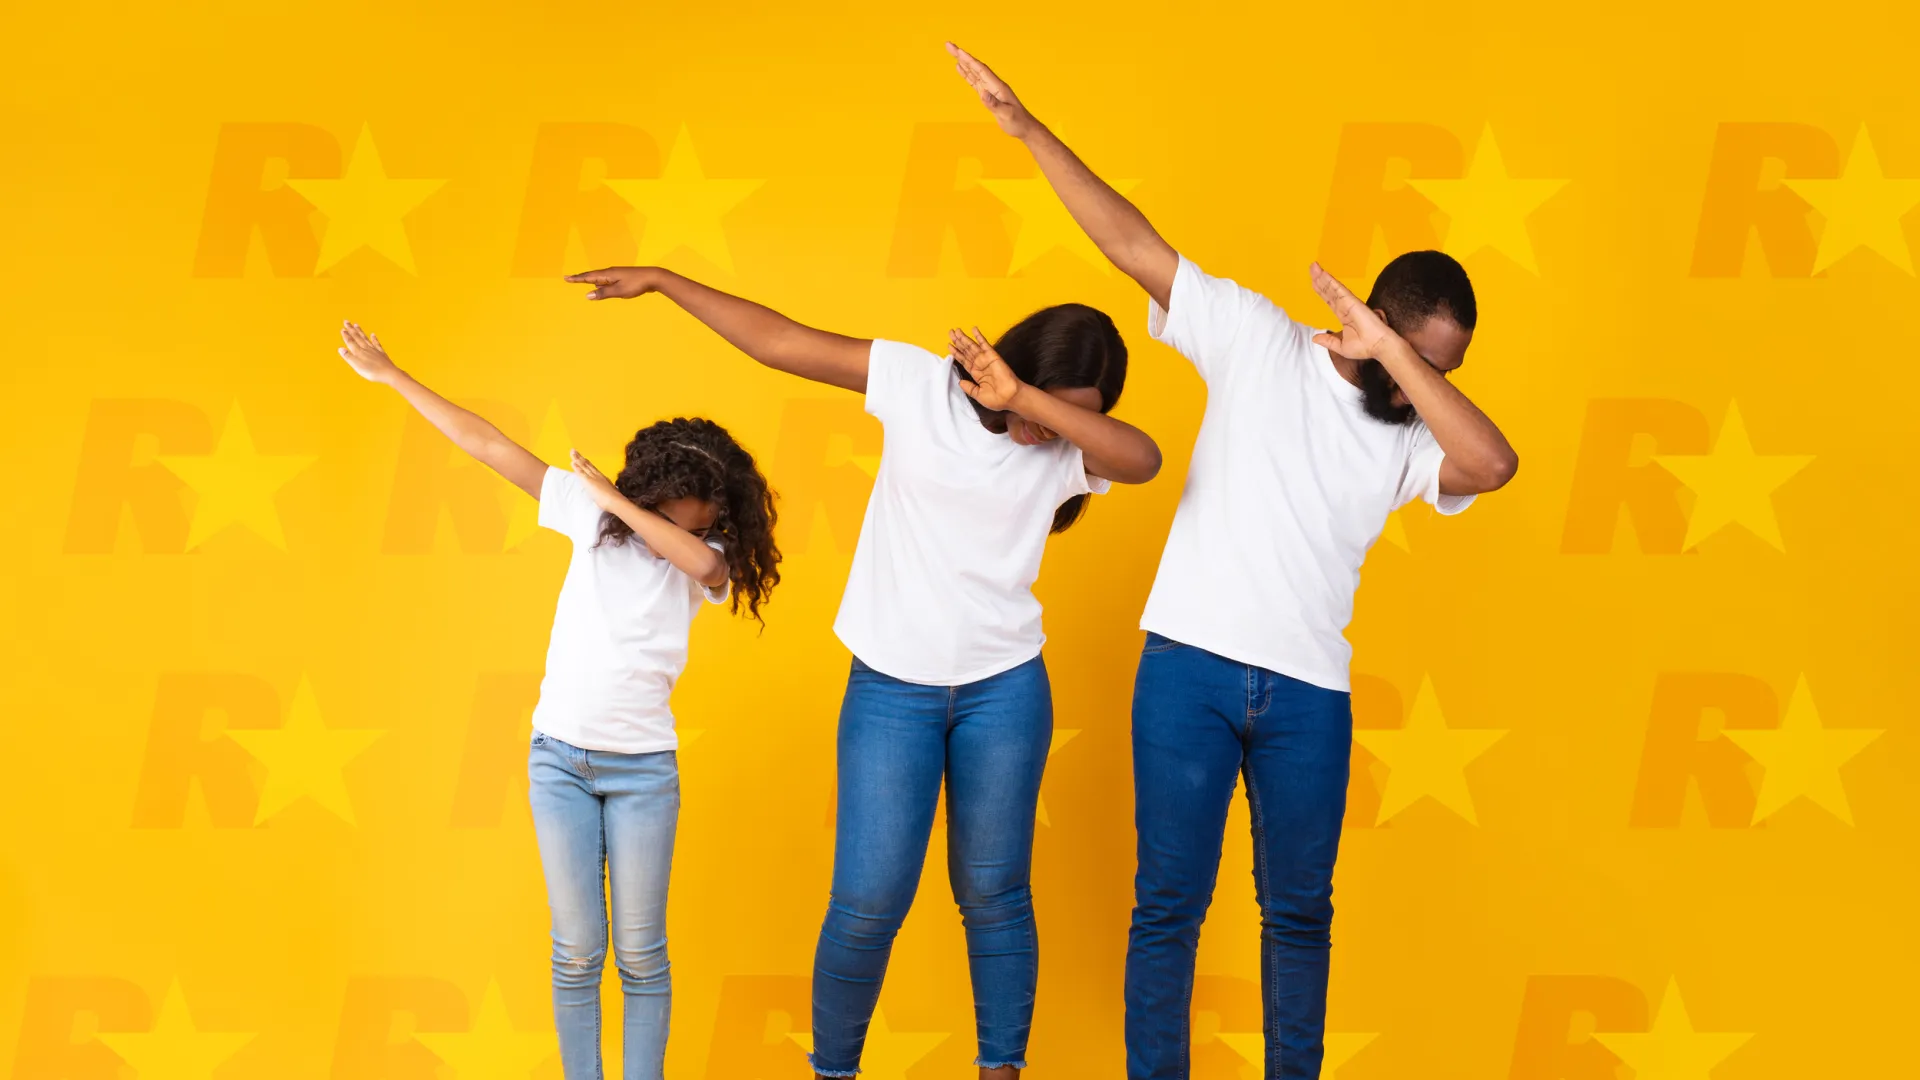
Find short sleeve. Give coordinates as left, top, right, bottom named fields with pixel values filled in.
left=538, top=466, right=606, bottom=542
left=865, top=339, right=946, bottom=424
left=1396, top=425, right=1476, bottom=516
left=1148, top=254, right=1300, bottom=383
left=1057, top=439, right=1114, bottom=500
left=698, top=538, right=732, bottom=606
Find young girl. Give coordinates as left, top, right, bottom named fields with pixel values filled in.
left=335, top=320, right=780, bottom=1080
left=562, top=267, right=1161, bottom=1080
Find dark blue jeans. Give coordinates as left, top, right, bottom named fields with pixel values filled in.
left=1125, top=633, right=1353, bottom=1080
left=810, top=655, right=1052, bottom=1076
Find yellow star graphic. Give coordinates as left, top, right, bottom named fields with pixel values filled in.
left=1723, top=675, right=1882, bottom=825
left=414, top=980, right=558, bottom=1080
left=97, top=980, right=255, bottom=1079
left=788, top=1009, right=948, bottom=1080
left=605, top=126, right=764, bottom=274
left=1035, top=728, right=1081, bottom=827
left=158, top=403, right=316, bottom=550
left=1352, top=675, right=1505, bottom=825
left=1654, top=402, right=1812, bottom=551
left=1406, top=125, right=1567, bottom=273
left=1594, top=979, right=1751, bottom=1080
left=226, top=675, right=384, bottom=825
left=285, top=125, right=446, bottom=274
left=979, top=175, right=1142, bottom=275
left=1783, top=126, right=1920, bottom=274
left=1220, top=1030, right=1376, bottom=1078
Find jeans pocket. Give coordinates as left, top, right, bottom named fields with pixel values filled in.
left=1141, top=633, right=1184, bottom=655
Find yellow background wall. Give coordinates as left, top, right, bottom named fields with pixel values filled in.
left=2, top=2, right=1914, bottom=1077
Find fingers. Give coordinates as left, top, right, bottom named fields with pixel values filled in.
left=957, top=377, right=981, bottom=400
left=1308, top=261, right=1354, bottom=307
left=569, top=448, right=603, bottom=479
left=1312, top=332, right=1341, bottom=352
left=564, top=270, right=614, bottom=284
left=947, top=327, right=984, bottom=373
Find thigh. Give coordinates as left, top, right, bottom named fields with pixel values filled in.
left=528, top=734, right=607, bottom=932
left=945, top=657, right=1053, bottom=891
left=1131, top=638, right=1247, bottom=892
left=1243, top=674, right=1352, bottom=896
left=600, top=750, right=680, bottom=940
left=832, top=659, right=949, bottom=910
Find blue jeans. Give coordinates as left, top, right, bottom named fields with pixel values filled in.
left=809, top=655, right=1053, bottom=1076
left=528, top=732, right=679, bottom=1080
left=1125, top=634, right=1353, bottom=1080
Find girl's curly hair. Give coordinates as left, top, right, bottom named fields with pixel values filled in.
left=594, top=417, right=781, bottom=624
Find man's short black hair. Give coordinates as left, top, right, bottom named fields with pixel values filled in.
left=1365, top=250, right=1477, bottom=333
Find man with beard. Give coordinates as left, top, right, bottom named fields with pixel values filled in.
left=947, top=43, right=1519, bottom=1080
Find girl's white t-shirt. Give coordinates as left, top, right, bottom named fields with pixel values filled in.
left=832, top=340, right=1110, bottom=686
left=1140, top=255, right=1474, bottom=693
left=529, top=466, right=730, bottom=753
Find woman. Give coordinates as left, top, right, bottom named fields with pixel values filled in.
left=565, top=265, right=1161, bottom=1079
left=335, top=320, right=781, bottom=1080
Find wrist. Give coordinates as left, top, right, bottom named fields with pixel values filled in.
left=1006, top=381, right=1043, bottom=414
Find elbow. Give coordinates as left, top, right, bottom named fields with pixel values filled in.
left=1111, top=443, right=1163, bottom=486
left=1476, top=450, right=1520, bottom=493
left=699, top=550, right=731, bottom=590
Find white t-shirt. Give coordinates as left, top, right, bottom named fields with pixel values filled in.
left=529, top=466, right=730, bottom=753
left=833, top=340, right=1111, bottom=686
left=1141, top=255, right=1474, bottom=692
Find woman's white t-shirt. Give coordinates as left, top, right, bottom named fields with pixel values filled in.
left=832, top=340, right=1111, bottom=686
left=529, top=466, right=730, bottom=753
left=1141, top=255, right=1474, bottom=693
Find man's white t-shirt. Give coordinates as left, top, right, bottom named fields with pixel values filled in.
left=529, top=466, right=730, bottom=753
left=1142, top=255, right=1474, bottom=693
left=833, top=340, right=1111, bottom=686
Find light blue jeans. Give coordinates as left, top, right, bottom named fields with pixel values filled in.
left=810, top=655, right=1053, bottom=1076
left=528, top=731, right=679, bottom=1080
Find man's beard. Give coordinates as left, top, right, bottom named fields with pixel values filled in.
left=1356, top=358, right=1416, bottom=425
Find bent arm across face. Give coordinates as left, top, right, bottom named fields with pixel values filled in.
left=1007, top=386, right=1162, bottom=485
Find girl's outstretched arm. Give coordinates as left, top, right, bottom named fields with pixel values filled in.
left=566, top=451, right=727, bottom=588
left=566, top=266, right=871, bottom=393
left=949, top=327, right=1162, bottom=485
left=337, top=321, right=547, bottom=498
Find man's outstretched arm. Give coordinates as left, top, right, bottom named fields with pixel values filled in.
left=948, top=42, right=1178, bottom=309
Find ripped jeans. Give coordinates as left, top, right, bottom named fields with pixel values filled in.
left=529, top=732, right=679, bottom=1080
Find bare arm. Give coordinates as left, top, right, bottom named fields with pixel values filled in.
left=948, top=328, right=1162, bottom=485
left=337, top=321, right=547, bottom=498
left=1306, top=265, right=1519, bottom=494
left=948, top=43, right=1178, bottom=310
left=565, top=266, right=871, bottom=392
left=565, top=451, right=728, bottom=588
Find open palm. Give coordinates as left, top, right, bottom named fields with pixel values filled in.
left=949, top=326, right=1024, bottom=411
left=946, top=42, right=1036, bottom=139
left=1307, top=262, right=1397, bottom=359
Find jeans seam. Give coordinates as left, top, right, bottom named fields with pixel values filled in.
left=1247, top=761, right=1279, bottom=1077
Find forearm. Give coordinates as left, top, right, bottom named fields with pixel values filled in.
left=1378, top=344, right=1519, bottom=490
left=386, top=371, right=513, bottom=460
left=597, top=494, right=728, bottom=587
left=1009, top=386, right=1162, bottom=484
left=650, top=269, right=869, bottom=391
left=1019, top=123, right=1176, bottom=307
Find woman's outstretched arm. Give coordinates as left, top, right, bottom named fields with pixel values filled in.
left=566, top=266, right=871, bottom=392
left=336, top=321, right=547, bottom=498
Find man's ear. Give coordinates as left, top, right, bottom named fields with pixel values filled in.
left=1372, top=306, right=1393, bottom=327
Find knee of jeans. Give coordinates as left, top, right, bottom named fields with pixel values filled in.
left=824, top=890, right=909, bottom=936
left=1261, top=890, right=1334, bottom=945
left=953, top=877, right=1031, bottom=921
left=614, top=934, right=669, bottom=983
left=551, top=941, right=607, bottom=985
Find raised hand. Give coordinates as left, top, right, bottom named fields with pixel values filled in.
left=1308, top=262, right=1399, bottom=360
left=949, top=326, right=1026, bottom=412
left=569, top=449, right=625, bottom=511
left=338, top=320, right=401, bottom=383
left=564, top=266, right=661, bottom=301
left=946, top=42, right=1037, bottom=139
